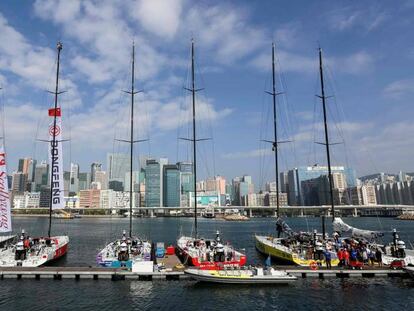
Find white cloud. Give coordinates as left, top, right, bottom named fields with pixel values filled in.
left=329, top=51, right=374, bottom=75
left=0, top=14, right=55, bottom=89
left=185, top=5, right=267, bottom=63
left=329, top=7, right=388, bottom=33
left=383, top=79, right=414, bottom=99
left=129, top=0, right=183, bottom=39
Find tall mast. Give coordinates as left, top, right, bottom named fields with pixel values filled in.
left=191, top=39, right=198, bottom=239
left=318, top=47, right=335, bottom=223
left=271, top=43, right=280, bottom=218
left=48, top=42, right=62, bottom=238
left=129, top=43, right=135, bottom=238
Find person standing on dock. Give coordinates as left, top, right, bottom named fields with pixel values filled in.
left=324, top=249, right=332, bottom=269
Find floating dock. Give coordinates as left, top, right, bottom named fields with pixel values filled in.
left=0, top=265, right=410, bottom=281
left=274, top=266, right=408, bottom=279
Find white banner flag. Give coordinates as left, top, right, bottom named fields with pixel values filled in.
left=48, top=113, right=64, bottom=209
left=0, top=144, right=11, bottom=232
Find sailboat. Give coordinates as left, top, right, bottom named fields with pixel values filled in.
left=96, top=43, right=152, bottom=269
left=175, top=39, right=246, bottom=270
left=0, top=42, right=69, bottom=267
left=255, top=45, right=339, bottom=267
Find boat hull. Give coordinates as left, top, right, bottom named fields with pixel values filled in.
left=176, top=236, right=247, bottom=270
left=0, top=235, right=69, bottom=267
left=96, top=238, right=152, bottom=268
left=185, top=268, right=297, bottom=284
left=255, top=235, right=339, bottom=267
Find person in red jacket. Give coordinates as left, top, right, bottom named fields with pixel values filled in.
left=337, top=249, right=344, bottom=267
left=343, top=249, right=350, bottom=267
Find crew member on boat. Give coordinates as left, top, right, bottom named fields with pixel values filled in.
left=15, top=236, right=26, bottom=261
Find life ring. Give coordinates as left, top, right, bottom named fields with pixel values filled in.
left=310, top=261, right=318, bottom=270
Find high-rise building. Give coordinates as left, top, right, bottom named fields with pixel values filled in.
left=266, top=192, right=288, bottom=207
left=265, top=182, right=277, bottom=192
left=39, top=188, right=50, bottom=208
left=238, top=175, right=254, bottom=206
left=79, top=189, right=101, bottom=208
left=100, top=189, right=115, bottom=209
left=124, top=171, right=140, bottom=192
left=69, top=163, right=80, bottom=194
left=107, top=153, right=130, bottom=190
left=145, top=159, right=161, bottom=207
left=231, top=177, right=241, bottom=205
left=95, top=171, right=108, bottom=190
left=163, top=164, right=180, bottom=207
left=178, top=162, right=193, bottom=207
left=11, top=172, right=27, bottom=194
left=78, top=172, right=91, bottom=191
left=34, top=161, right=49, bottom=191
left=91, top=162, right=102, bottom=183
left=286, top=166, right=356, bottom=206
left=63, top=171, right=70, bottom=197
left=361, top=185, right=377, bottom=205
left=18, top=158, right=31, bottom=174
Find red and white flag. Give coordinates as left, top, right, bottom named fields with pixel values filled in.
left=0, top=144, right=11, bottom=232
left=48, top=107, right=61, bottom=117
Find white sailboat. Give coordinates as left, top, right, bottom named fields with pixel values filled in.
left=0, top=42, right=69, bottom=267
left=176, top=39, right=246, bottom=270
left=255, top=45, right=340, bottom=267
left=96, top=43, right=152, bottom=270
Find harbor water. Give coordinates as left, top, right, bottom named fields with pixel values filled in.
left=1, top=217, right=413, bottom=310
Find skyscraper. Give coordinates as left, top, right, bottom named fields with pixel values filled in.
left=78, top=172, right=91, bottom=191
left=107, top=153, right=130, bottom=190
left=178, top=162, right=193, bottom=207
left=34, top=161, right=49, bottom=191
left=69, top=163, right=80, bottom=194
left=95, top=170, right=108, bottom=190
left=91, top=162, right=102, bottom=183
left=11, top=172, right=27, bottom=194
left=286, top=166, right=356, bottom=206
left=145, top=159, right=161, bottom=207
left=163, top=164, right=180, bottom=207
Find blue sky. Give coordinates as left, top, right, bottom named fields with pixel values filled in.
left=0, top=0, right=413, bottom=189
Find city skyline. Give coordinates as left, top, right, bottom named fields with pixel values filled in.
left=7, top=154, right=414, bottom=187
left=0, top=1, right=414, bottom=185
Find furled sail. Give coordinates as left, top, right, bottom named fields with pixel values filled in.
left=333, top=217, right=383, bottom=240
left=48, top=108, right=64, bottom=209
left=0, top=144, right=11, bottom=232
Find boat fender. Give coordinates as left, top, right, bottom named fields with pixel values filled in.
left=310, top=261, right=318, bottom=271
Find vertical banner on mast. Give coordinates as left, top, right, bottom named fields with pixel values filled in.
left=0, top=144, right=11, bottom=232
left=48, top=108, right=64, bottom=209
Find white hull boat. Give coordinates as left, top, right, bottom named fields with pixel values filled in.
left=0, top=236, right=69, bottom=267
left=96, top=236, right=151, bottom=268
left=185, top=267, right=297, bottom=284
left=176, top=232, right=246, bottom=270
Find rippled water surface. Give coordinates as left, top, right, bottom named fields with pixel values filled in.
left=1, top=216, right=413, bottom=310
